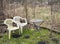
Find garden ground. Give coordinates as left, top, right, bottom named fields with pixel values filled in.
left=0, top=28, right=60, bottom=44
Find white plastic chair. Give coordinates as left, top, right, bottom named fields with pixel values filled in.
left=13, top=16, right=27, bottom=34
left=4, top=19, right=19, bottom=39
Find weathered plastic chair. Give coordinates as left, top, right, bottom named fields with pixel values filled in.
left=13, top=16, right=27, bottom=34
left=4, top=19, right=19, bottom=39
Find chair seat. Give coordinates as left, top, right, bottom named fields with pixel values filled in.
left=19, top=23, right=27, bottom=27
left=8, top=27, right=19, bottom=30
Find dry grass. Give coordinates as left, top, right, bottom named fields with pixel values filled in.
left=4, top=5, right=60, bottom=32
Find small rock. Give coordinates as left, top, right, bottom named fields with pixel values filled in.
left=12, top=34, right=22, bottom=38
left=24, top=35, right=30, bottom=39
left=38, top=41, right=46, bottom=44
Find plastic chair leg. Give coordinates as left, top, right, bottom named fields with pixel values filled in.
left=9, top=30, right=11, bottom=39
left=21, top=27, right=23, bottom=33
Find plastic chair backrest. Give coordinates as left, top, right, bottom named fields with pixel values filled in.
left=13, top=16, right=22, bottom=23
left=13, top=16, right=27, bottom=26
left=4, top=19, right=13, bottom=27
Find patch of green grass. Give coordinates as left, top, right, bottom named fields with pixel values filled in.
left=0, top=28, right=60, bottom=44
